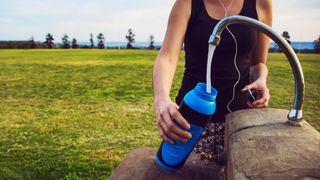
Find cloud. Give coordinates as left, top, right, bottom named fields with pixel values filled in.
left=0, top=0, right=319, bottom=42
left=0, top=0, right=173, bottom=42
left=273, top=2, right=320, bottom=41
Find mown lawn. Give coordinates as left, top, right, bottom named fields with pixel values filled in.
left=0, top=49, right=319, bottom=179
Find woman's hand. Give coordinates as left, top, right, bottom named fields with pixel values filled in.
left=154, top=99, right=192, bottom=144
left=241, top=78, right=270, bottom=108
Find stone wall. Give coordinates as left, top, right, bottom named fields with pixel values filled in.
left=225, top=108, right=320, bottom=180
left=109, top=108, right=320, bottom=179
left=108, top=148, right=224, bottom=180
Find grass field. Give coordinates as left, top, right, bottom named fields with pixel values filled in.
left=0, top=49, right=319, bottom=179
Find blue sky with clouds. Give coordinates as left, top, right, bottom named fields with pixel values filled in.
left=0, top=0, right=319, bottom=42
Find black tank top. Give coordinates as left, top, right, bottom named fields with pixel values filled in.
left=176, top=0, right=259, bottom=122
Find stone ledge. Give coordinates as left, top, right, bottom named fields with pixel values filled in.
left=226, top=108, right=289, bottom=135
left=108, top=148, right=224, bottom=180
left=226, top=108, right=320, bottom=180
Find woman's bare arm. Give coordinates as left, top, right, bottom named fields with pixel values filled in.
left=242, top=0, right=273, bottom=108
left=153, top=0, right=192, bottom=144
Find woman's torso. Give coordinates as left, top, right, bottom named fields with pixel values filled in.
left=176, top=0, right=259, bottom=122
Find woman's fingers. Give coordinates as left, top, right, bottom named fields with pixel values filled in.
left=159, top=117, right=188, bottom=143
left=248, top=99, right=267, bottom=108
left=158, top=124, right=174, bottom=144
left=156, top=104, right=192, bottom=143
left=248, top=87, right=269, bottom=108
left=241, top=83, right=258, bottom=92
left=242, top=79, right=270, bottom=109
left=168, top=105, right=191, bottom=130
left=253, top=97, right=268, bottom=106
left=162, top=110, right=192, bottom=140
left=168, top=106, right=192, bottom=139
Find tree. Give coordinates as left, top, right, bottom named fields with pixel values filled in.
left=90, top=33, right=94, bottom=48
left=71, top=38, right=78, bottom=49
left=125, top=28, right=135, bottom=49
left=273, top=42, right=280, bottom=52
left=148, top=34, right=155, bottom=50
left=61, top=34, right=70, bottom=49
left=44, top=33, right=55, bottom=49
left=281, top=31, right=291, bottom=44
left=29, top=35, right=37, bottom=49
left=314, top=35, right=320, bottom=53
left=97, top=33, right=105, bottom=49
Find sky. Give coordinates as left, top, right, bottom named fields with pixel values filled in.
left=0, top=0, right=319, bottom=42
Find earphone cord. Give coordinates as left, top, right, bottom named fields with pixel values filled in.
left=216, top=0, right=240, bottom=113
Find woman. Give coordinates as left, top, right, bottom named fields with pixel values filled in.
left=153, top=0, right=272, bottom=160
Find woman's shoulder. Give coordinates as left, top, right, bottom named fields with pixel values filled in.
left=171, top=0, right=192, bottom=18
left=256, top=0, right=272, bottom=25
left=173, top=0, right=192, bottom=8
left=256, top=0, right=272, bottom=10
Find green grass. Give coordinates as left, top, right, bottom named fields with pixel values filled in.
left=0, top=49, right=319, bottom=179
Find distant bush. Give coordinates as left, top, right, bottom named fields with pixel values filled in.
left=44, top=33, right=55, bottom=49
left=71, top=38, right=78, bottom=49
left=97, top=33, right=105, bottom=49
left=314, top=35, right=320, bottom=53
left=268, top=47, right=316, bottom=54
left=0, top=41, right=43, bottom=49
left=79, top=45, right=91, bottom=49
left=125, top=29, right=135, bottom=49
left=61, top=34, right=71, bottom=49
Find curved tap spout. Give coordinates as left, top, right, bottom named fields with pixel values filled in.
left=209, top=15, right=304, bottom=124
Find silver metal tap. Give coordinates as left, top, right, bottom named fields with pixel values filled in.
left=208, top=15, right=304, bottom=124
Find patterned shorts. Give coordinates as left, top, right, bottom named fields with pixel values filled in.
left=193, top=121, right=225, bottom=161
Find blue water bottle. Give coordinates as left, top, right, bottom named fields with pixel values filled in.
left=155, top=82, right=217, bottom=172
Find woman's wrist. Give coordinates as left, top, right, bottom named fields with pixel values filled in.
left=250, top=62, right=268, bottom=82
left=154, top=93, right=171, bottom=105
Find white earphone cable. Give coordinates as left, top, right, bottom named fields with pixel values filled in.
left=216, top=0, right=241, bottom=113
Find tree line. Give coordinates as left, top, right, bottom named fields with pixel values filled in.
left=43, top=28, right=155, bottom=50
left=267, top=31, right=320, bottom=53
left=0, top=30, right=319, bottom=53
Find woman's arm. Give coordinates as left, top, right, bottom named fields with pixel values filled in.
left=242, top=0, right=272, bottom=108
left=153, top=0, right=192, bottom=144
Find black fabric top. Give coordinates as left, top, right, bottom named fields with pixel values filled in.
left=176, top=0, right=259, bottom=122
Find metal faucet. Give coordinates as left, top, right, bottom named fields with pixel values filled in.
left=208, top=15, right=304, bottom=124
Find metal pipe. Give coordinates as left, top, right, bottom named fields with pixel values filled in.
left=208, top=15, right=304, bottom=124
